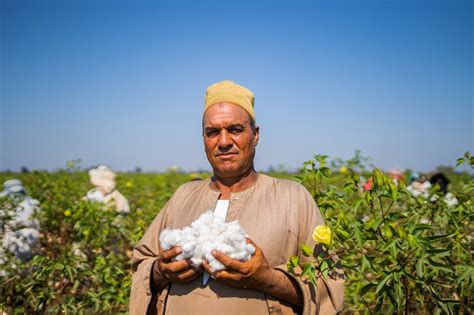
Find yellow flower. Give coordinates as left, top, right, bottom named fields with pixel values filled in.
left=63, top=210, right=71, bottom=217
left=312, top=225, right=331, bottom=245
left=339, top=166, right=348, bottom=174
left=125, top=181, right=133, bottom=188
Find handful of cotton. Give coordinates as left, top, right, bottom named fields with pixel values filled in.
left=159, top=211, right=255, bottom=272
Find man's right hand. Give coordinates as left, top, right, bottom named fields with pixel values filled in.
left=152, top=246, right=202, bottom=292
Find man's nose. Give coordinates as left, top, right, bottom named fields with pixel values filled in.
left=218, top=130, right=233, bottom=150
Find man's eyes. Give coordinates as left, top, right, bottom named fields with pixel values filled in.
left=206, top=130, right=220, bottom=137
left=228, top=127, right=244, bottom=134
left=205, top=127, right=244, bottom=137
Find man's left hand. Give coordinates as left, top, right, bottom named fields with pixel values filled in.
left=202, top=238, right=274, bottom=290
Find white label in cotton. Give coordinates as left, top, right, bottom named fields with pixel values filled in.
left=159, top=211, right=255, bottom=272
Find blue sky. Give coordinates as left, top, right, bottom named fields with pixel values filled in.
left=1, top=0, right=472, bottom=172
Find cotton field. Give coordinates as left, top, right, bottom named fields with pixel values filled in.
left=0, top=153, right=472, bottom=314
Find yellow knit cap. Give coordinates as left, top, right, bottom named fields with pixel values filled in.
left=204, top=80, right=255, bottom=120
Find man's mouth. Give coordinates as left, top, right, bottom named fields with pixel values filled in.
left=216, top=152, right=237, bottom=157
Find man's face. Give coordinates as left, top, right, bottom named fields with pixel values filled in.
left=203, top=103, right=259, bottom=178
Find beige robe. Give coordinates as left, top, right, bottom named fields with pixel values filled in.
left=130, top=174, right=344, bottom=314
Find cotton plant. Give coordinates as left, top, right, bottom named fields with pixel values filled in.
left=159, top=211, right=255, bottom=272
left=443, top=192, right=458, bottom=208
left=0, top=179, right=41, bottom=265
left=408, top=181, right=459, bottom=209
left=406, top=181, right=431, bottom=198
left=287, top=224, right=340, bottom=289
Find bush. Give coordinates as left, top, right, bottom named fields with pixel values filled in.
left=0, top=155, right=472, bottom=313
left=294, top=153, right=473, bottom=314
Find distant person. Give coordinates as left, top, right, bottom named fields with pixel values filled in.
left=85, top=165, right=130, bottom=214
left=0, top=179, right=41, bottom=263
left=407, top=175, right=431, bottom=198
left=388, top=168, right=403, bottom=185
left=408, top=171, right=420, bottom=184
left=429, top=172, right=450, bottom=194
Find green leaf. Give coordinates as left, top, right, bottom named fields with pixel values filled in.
left=321, top=260, right=329, bottom=280
left=413, top=224, right=433, bottom=232
left=376, top=273, right=392, bottom=294
left=375, top=295, right=385, bottom=312
left=352, top=199, right=364, bottom=211
left=416, top=259, right=424, bottom=279
left=426, top=234, right=454, bottom=242
left=427, top=258, right=454, bottom=273
left=299, top=244, right=313, bottom=257
left=289, top=256, right=299, bottom=268
left=426, top=248, right=451, bottom=257
left=360, top=283, right=376, bottom=296
left=301, top=263, right=313, bottom=278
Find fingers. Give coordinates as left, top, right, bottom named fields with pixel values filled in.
left=213, top=269, right=244, bottom=282
left=202, top=259, right=212, bottom=274
left=159, top=246, right=182, bottom=262
left=159, top=258, right=202, bottom=283
left=176, top=267, right=201, bottom=282
left=245, top=238, right=261, bottom=254
left=202, top=259, right=244, bottom=281
left=160, top=258, right=191, bottom=273
left=212, top=250, right=243, bottom=271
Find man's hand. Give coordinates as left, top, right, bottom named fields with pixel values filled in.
left=202, top=239, right=303, bottom=306
left=152, top=246, right=201, bottom=292
left=202, top=238, right=272, bottom=289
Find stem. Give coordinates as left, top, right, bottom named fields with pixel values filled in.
left=378, top=195, right=385, bottom=218
left=313, top=165, right=317, bottom=199
left=386, top=200, right=395, bottom=214
left=368, top=196, right=387, bottom=243
left=404, top=276, right=409, bottom=315
left=362, top=298, right=374, bottom=315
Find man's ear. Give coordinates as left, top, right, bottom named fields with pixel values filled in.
left=254, top=126, right=260, bottom=147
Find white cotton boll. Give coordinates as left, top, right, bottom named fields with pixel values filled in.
left=159, top=211, right=254, bottom=272
left=7, top=197, right=40, bottom=229
left=20, top=228, right=40, bottom=242
left=204, top=253, right=215, bottom=265
left=160, top=229, right=181, bottom=250
left=420, top=218, right=430, bottom=225
left=179, top=229, right=197, bottom=259
left=214, top=242, right=233, bottom=255
left=209, top=259, right=225, bottom=272
left=159, top=229, right=172, bottom=250
left=444, top=193, right=458, bottom=208
left=86, top=189, right=105, bottom=203
left=3, top=228, right=39, bottom=262
left=181, top=239, right=195, bottom=254
left=190, top=257, right=202, bottom=267
left=226, top=221, right=242, bottom=233
left=245, top=244, right=255, bottom=255
left=407, top=185, right=420, bottom=197
left=229, top=251, right=247, bottom=260
left=175, top=253, right=186, bottom=261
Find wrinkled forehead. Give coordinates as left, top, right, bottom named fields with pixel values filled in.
left=203, top=102, right=252, bottom=127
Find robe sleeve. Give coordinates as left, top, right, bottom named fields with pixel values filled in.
left=129, top=187, right=181, bottom=315
left=275, top=183, right=345, bottom=314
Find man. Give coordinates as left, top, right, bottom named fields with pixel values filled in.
left=129, top=80, right=344, bottom=314
left=84, top=165, right=130, bottom=214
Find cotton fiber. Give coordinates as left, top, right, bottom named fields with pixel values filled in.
left=159, top=211, right=255, bottom=272
left=1, top=179, right=41, bottom=265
